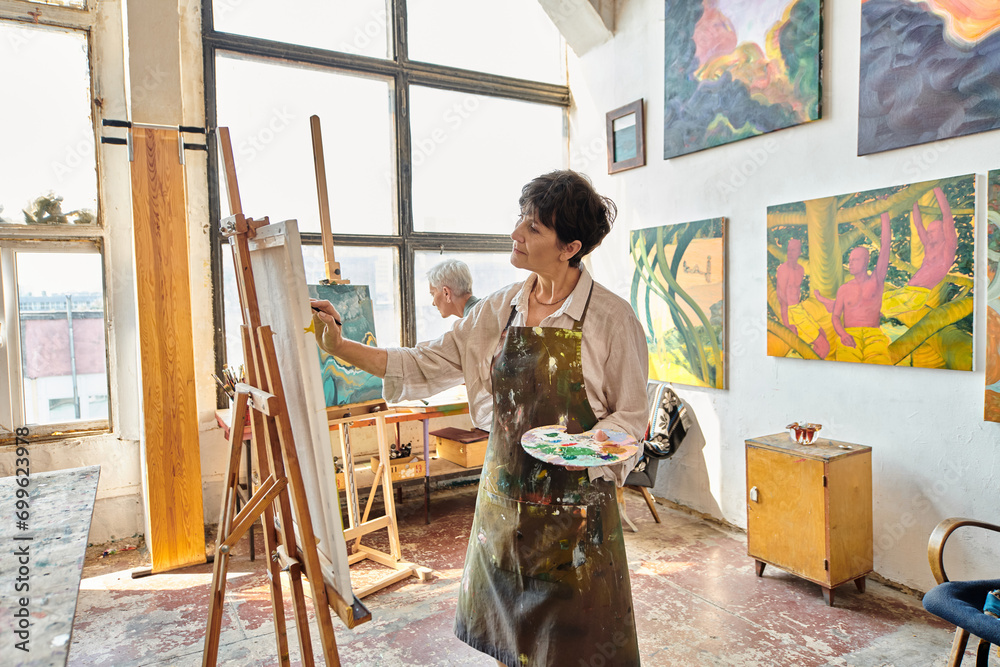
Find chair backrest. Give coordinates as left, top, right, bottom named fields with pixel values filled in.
left=643, top=382, right=690, bottom=459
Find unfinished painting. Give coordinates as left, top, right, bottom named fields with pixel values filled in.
left=767, top=175, right=975, bottom=370
left=630, top=219, right=726, bottom=389
left=859, top=1, right=1000, bottom=155
left=663, top=0, right=822, bottom=159
left=307, top=283, right=383, bottom=407
left=985, top=171, right=1000, bottom=420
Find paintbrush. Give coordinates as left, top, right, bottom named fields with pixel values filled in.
left=311, top=305, right=342, bottom=327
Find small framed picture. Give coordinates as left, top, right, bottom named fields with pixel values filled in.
left=606, top=99, right=645, bottom=174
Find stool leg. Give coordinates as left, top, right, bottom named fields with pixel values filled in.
left=637, top=486, right=661, bottom=523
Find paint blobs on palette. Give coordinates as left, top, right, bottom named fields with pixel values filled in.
left=521, top=425, right=639, bottom=468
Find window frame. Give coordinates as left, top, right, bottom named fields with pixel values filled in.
left=0, top=1, right=121, bottom=443
left=202, top=0, right=570, bottom=381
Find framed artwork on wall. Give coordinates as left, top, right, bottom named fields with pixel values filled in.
left=859, top=2, right=1000, bottom=155
left=766, top=174, right=975, bottom=370
left=630, top=218, right=726, bottom=389
left=663, top=0, right=822, bottom=159
left=985, top=170, right=1000, bottom=420
left=606, top=99, right=645, bottom=174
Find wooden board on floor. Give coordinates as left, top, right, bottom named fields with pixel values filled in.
left=129, top=127, right=205, bottom=572
left=0, top=466, right=100, bottom=666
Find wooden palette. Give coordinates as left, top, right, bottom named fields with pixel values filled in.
left=521, top=425, right=639, bottom=468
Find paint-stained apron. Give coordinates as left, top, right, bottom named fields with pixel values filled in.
left=454, top=293, right=640, bottom=667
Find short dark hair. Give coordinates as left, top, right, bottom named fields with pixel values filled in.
left=518, top=170, right=617, bottom=267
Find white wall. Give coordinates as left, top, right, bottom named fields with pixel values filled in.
left=568, top=0, right=999, bottom=592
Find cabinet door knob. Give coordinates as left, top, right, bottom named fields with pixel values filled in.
left=749, top=486, right=759, bottom=502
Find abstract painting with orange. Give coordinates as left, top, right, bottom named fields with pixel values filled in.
left=984, top=171, right=1000, bottom=420
left=859, top=0, right=1000, bottom=155
left=663, top=0, right=822, bottom=159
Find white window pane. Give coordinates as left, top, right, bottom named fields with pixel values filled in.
left=216, top=54, right=395, bottom=235
left=16, top=252, right=107, bottom=426
left=302, top=245, right=401, bottom=348
left=414, top=250, right=526, bottom=343
left=0, top=23, right=96, bottom=226
left=27, top=0, right=86, bottom=9
left=408, top=0, right=564, bottom=83
left=410, top=87, right=565, bottom=234
left=212, top=0, right=390, bottom=59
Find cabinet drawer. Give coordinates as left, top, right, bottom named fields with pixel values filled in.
left=747, top=445, right=828, bottom=583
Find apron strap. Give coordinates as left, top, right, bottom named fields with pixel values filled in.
left=573, top=283, right=596, bottom=331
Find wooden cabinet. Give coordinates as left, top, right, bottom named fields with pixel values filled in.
left=745, top=433, right=873, bottom=606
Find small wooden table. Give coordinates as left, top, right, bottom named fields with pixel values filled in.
left=0, top=465, right=100, bottom=665
left=216, top=402, right=472, bottom=525
left=745, top=433, right=873, bottom=606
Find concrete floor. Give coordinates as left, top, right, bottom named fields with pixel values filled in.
left=68, top=485, right=965, bottom=666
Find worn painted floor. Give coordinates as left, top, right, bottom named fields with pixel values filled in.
left=68, top=485, right=964, bottom=666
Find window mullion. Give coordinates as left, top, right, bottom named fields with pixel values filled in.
left=0, top=248, right=14, bottom=432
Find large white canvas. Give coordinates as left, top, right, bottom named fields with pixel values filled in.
left=246, top=220, right=352, bottom=604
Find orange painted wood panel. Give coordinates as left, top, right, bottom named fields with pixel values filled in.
left=130, top=127, right=205, bottom=572
left=747, top=445, right=828, bottom=583
left=827, top=451, right=873, bottom=585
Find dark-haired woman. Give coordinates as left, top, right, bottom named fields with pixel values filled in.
left=312, top=170, right=647, bottom=666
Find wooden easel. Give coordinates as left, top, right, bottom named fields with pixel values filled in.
left=311, top=115, right=429, bottom=597
left=202, top=128, right=370, bottom=667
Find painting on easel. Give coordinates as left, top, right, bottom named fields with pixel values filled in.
left=308, top=283, right=384, bottom=407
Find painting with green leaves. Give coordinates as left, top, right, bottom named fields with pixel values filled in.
left=630, top=219, right=726, bottom=389
left=766, top=175, right=975, bottom=369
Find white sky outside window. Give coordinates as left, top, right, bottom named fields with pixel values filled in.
left=215, top=54, right=395, bottom=235
left=407, top=0, right=564, bottom=83
left=0, top=22, right=96, bottom=225
left=212, top=0, right=390, bottom=59
left=410, top=87, right=565, bottom=234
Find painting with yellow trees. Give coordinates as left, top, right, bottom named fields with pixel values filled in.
left=663, top=0, right=822, bottom=159
left=767, top=175, right=975, bottom=370
left=631, top=219, right=726, bottom=389
left=984, top=170, right=1000, bottom=420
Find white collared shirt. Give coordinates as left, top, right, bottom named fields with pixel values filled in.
left=383, top=265, right=649, bottom=485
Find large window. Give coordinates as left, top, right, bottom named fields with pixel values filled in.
left=206, top=0, right=568, bottom=373
left=0, top=8, right=114, bottom=440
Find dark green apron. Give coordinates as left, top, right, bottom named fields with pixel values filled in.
left=454, top=291, right=640, bottom=666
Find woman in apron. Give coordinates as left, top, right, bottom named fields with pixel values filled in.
left=313, top=170, right=649, bottom=666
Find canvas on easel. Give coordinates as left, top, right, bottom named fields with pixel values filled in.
left=247, top=220, right=354, bottom=599
left=307, top=283, right=383, bottom=407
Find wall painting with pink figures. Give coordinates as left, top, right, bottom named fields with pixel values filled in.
left=767, top=175, right=974, bottom=370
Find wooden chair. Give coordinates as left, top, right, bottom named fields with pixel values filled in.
left=922, top=518, right=1000, bottom=666
left=619, top=382, right=687, bottom=531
